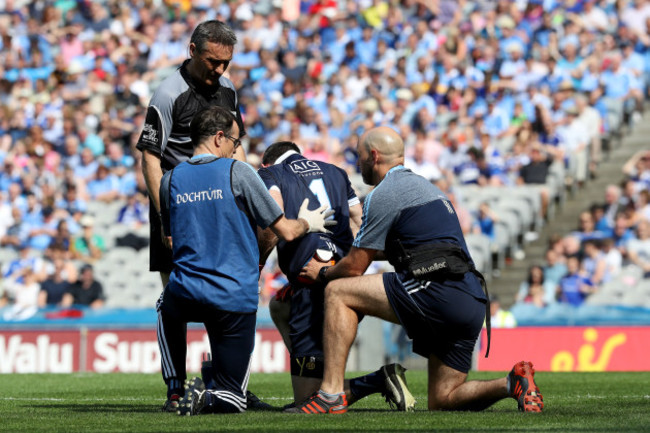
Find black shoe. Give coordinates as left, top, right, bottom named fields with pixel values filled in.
left=177, top=377, right=206, bottom=416
left=162, top=394, right=180, bottom=413
left=282, top=401, right=296, bottom=411
left=246, top=390, right=274, bottom=411
left=284, top=391, right=348, bottom=414
left=381, top=363, right=416, bottom=411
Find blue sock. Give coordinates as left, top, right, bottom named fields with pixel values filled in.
left=349, top=369, right=385, bottom=400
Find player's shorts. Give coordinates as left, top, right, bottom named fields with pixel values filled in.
left=383, top=271, right=486, bottom=374
left=149, top=201, right=174, bottom=273
left=288, top=284, right=325, bottom=364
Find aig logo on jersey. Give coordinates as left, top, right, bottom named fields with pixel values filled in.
left=290, top=160, right=322, bottom=175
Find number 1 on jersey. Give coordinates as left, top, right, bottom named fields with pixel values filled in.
left=308, top=179, right=334, bottom=220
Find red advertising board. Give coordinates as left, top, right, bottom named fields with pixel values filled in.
left=477, top=327, right=650, bottom=372
left=0, top=328, right=288, bottom=373
left=0, top=330, right=80, bottom=373
left=86, top=328, right=289, bottom=374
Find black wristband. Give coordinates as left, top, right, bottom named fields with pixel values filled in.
left=318, top=266, right=331, bottom=283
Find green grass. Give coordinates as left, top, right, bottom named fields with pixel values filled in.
left=0, top=371, right=648, bottom=432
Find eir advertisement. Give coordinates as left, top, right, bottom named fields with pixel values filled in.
left=477, top=327, right=650, bottom=372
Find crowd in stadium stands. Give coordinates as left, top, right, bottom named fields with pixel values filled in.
left=0, top=0, right=650, bottom=320
left=514, top=149, right=650, bottom=309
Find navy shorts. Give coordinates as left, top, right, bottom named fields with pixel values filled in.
left=149, top=201, right=174, bottom=273
left=288, top=285, right=324, bottom=361
left=383, top=272, right=486, bottom=373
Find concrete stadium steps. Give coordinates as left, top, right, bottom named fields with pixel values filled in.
left=493, top=118, right=650, bottom=308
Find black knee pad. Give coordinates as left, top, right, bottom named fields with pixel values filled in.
left=291, top=356, right=324, bottom=379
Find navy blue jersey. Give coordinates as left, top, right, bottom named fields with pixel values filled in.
left=160, top=155, right=282, bottom=313
left=258, top=153, right=359, bottom=282
left=354, top=166, right=485, bottom=301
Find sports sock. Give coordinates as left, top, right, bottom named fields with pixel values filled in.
left=318, top=389, right=344, bottom=401
left=349, top=369, right=385, bottom=400
left=506, top=374, right=512, bottom=395
left=168, top=379, right=183, bottom=398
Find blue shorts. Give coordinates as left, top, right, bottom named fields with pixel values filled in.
left=383, top=272, right=486, bottom=373
left=289, top=285, right=324, bottom=362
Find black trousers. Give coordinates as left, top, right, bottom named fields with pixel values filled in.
left=157, top=287, right=255, bottom=412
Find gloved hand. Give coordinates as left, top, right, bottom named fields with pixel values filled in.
left=297, top=198, right=337, bottom=234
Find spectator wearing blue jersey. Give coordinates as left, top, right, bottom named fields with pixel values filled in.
left=557, top=255, right=595, bottom=306
left=474, top=202, right=499, bottom=242
left=157, top=106, right=334, bottom=416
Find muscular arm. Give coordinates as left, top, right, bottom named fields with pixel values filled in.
left=142, top=150, right=163, bottom=212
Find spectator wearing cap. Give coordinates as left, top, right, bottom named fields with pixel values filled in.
left=61, top=264, right=105, bottom=309
left=71, top=215, right=105, bottom=263
left=499, top=43, right=526, bottom=80
left=497, top=15, right=526, bottom=59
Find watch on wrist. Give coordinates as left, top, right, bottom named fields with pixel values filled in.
left=318, top=266, right=331, bottom=283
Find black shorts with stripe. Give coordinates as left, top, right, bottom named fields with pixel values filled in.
left=383, top=271, right=486, bottom=373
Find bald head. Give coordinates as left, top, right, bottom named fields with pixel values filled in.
left=360, top=126, right=404, bottom=163
left=357, top=126, right=406, bottom=185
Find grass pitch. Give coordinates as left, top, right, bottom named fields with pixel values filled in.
left=0, top=371, right=648, bottom=432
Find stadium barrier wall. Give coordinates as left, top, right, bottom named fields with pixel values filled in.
left=476, top=326, right=650, bottom=372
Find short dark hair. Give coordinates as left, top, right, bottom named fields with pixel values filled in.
left=190, top=106, right=236, bottom=147
left=262, top=141, right=301, bottom=165
left=190, top=20, right=237, bottom=53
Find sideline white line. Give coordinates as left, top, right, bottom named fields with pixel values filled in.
left=0, top=397, right=294, bottom=402
left=3, top=395, right=649, bottom=402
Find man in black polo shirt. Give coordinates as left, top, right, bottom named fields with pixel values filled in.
left=61, top=264, right=105, bottom=309
left=136, top=20, right=246, bottom=285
